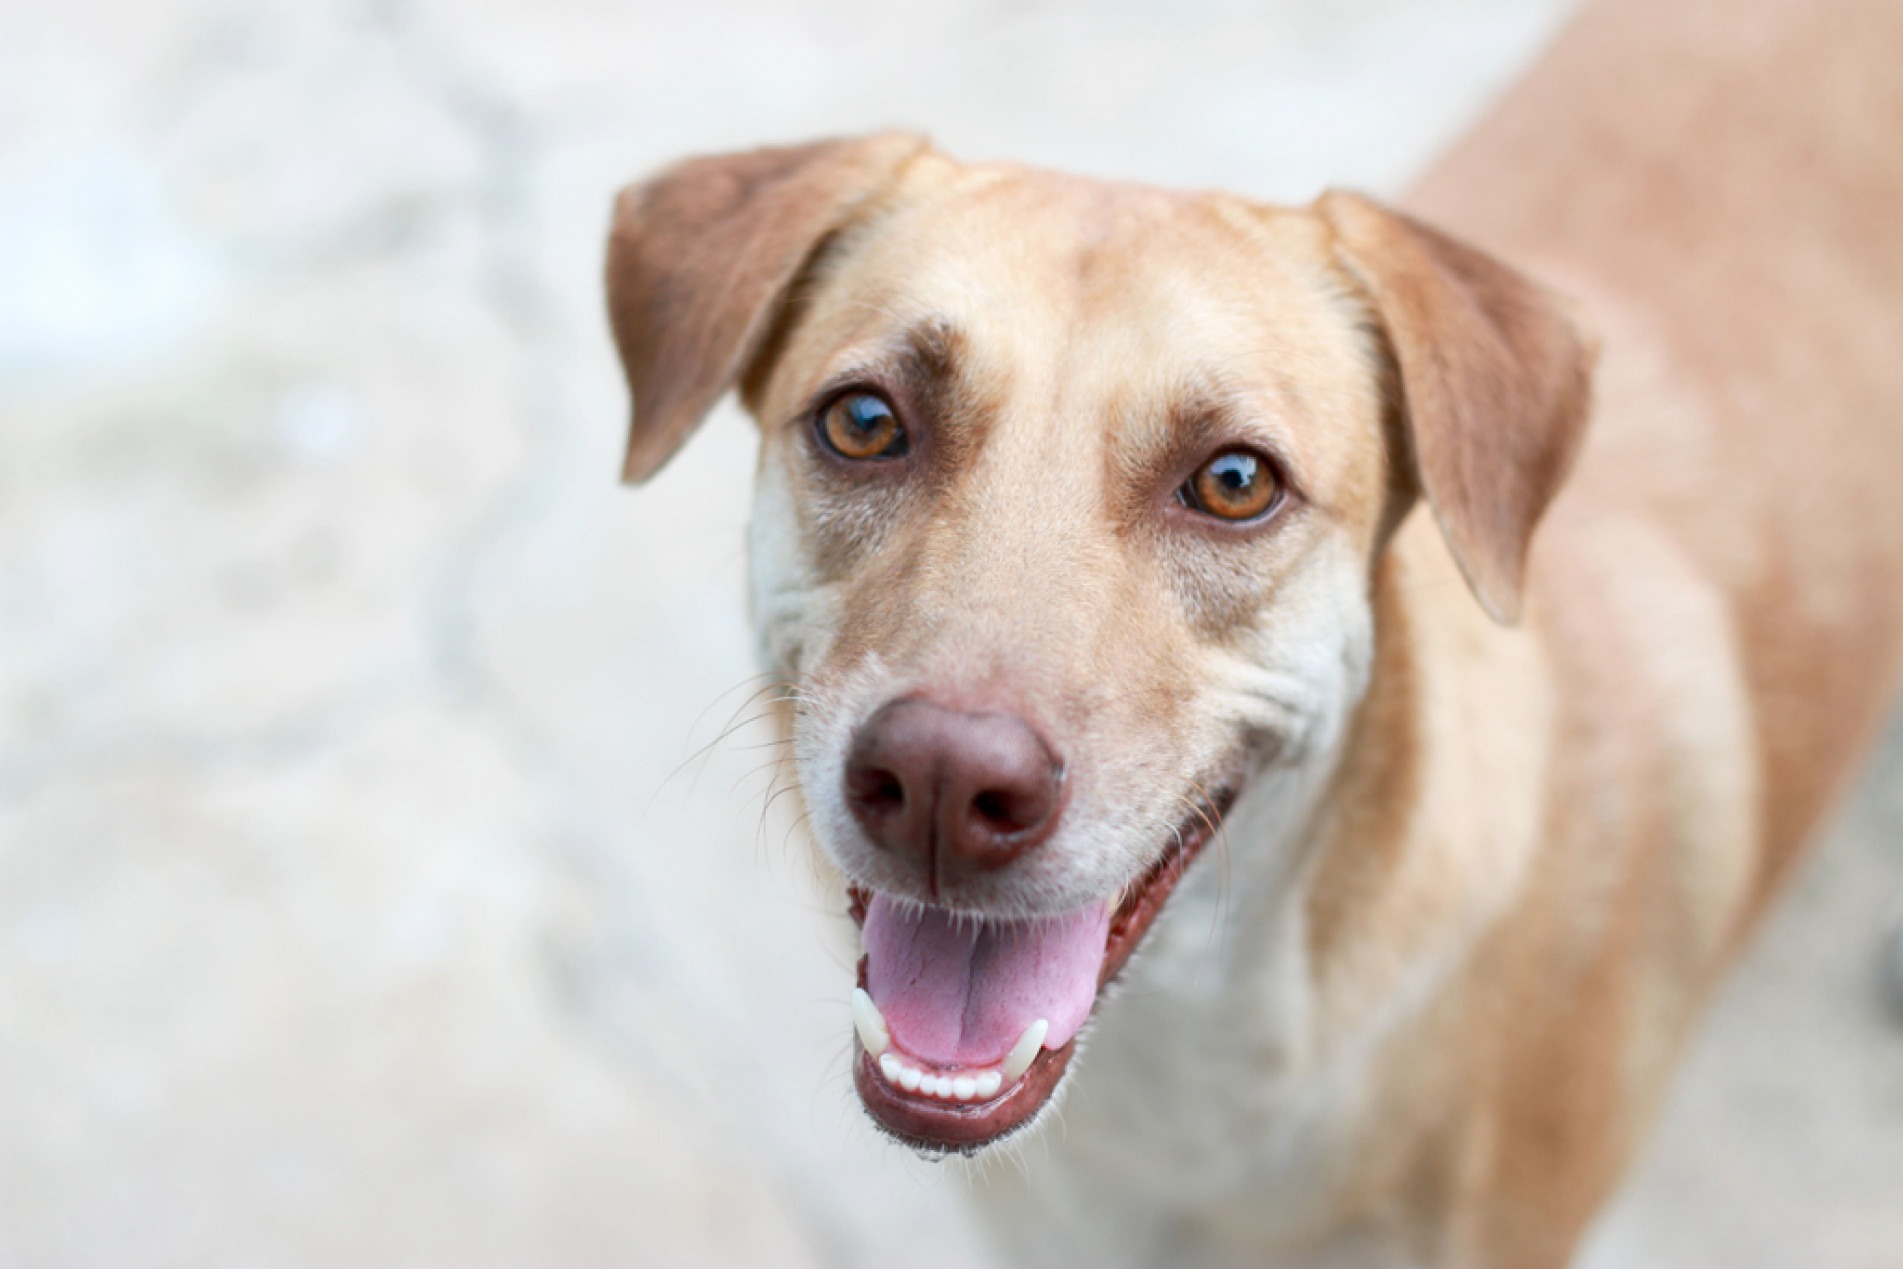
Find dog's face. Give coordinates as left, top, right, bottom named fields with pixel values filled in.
left=608, top=135, right=1589, bottom=1153
left=755, top=161, right=1395, bottom=908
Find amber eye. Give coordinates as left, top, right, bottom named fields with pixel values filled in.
left=1183, top=448, right=1281, bottom=522
left=818, top=391, right=907, bottom=461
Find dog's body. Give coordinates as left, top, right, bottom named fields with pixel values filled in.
left=608, top=1, right=1903, bottom=1263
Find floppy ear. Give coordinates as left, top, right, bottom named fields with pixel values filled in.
left=606, top=132, right=931, bottom=483
left=1318, top=191, right=1595, bottom=624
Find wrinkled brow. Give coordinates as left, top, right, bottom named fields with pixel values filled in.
left=808, top=316, right=966, bottom=404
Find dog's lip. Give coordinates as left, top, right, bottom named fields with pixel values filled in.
left=848, top=952, right=1078, bottom=1154
left=851, top=1032, right=1076, bottom=1154
left=845, top=773, right=1242, bottom=1153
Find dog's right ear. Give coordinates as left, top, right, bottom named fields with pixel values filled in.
left=606, top=133, right=930, bottom=484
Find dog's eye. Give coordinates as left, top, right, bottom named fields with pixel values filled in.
left=1182, top=448, right=1281, bottom=522
left=818, top=391, right=908, bottom=461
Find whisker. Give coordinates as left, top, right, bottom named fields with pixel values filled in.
left=1177, top=776, right=1238, bottom=972
left=781, top=808, right=815, bottom=866
left=645, top=678, right=798, bottom=816
left=685, top=695, right=799, bottom=797
left=684, top=670, right=781, bottom=743
left=730, top=749, right=795, bottom=800
left=756, top=765, right=800, bottom=864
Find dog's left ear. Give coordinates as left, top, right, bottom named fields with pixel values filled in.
left=1318, top=191, right=1596, bottom=625
left=606, top=132, right=931, bottom=484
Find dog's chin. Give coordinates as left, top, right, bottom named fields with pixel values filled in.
left=842, top=775, right=1243, bottom=1157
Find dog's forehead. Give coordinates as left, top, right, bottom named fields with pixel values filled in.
left=848, top=165, right=1346, bottom=352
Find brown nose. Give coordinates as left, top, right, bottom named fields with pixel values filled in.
left=844, top=698, right=1064, bottom=892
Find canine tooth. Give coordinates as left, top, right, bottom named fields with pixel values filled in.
left=851, top=987, right=890, bottom=1057
left=1000, top=1019, right=1049, bottom=1083
left=951, top=1075, right=977, bottom=1100
left=1109, top=885, right=1126, bottom=917
left=975, top=1070, right=1002, bottom=1099
left=899, top=1065, right=922, bottom=1092
left=879, top=1053, right=902, bottom=1083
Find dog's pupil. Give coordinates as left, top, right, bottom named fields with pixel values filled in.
left=1215, top=454, right=1255, bottom=493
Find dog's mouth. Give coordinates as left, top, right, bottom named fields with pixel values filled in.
left=844, top=777, right=1241, bottom=1155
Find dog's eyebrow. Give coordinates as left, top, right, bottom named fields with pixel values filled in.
left=893, top=318, right=964, bottom=388
left=826, top=316, right=966, bottom=399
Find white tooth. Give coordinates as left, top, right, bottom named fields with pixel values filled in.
left=899, top=1065, right=922, bottom=1092
left=974, top=1070, right=1002, bottom=1099
left=851, top=987, right=890, bottom=1058
left=1109, top=885, right=1125, bottom=917
left=879, top=1053, right=902, bottom=1083
left=919, top=1075, right=941, bottom=1097
left=951, top=1076, right=977, bottom=1100
left=1000, top=1019, right=1049, bottom=1083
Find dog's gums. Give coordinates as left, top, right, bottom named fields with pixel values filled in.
left=845, top=780, right=1240, bottom=1153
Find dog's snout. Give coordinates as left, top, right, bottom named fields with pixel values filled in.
left=844, top=698, right=1064, bottom=889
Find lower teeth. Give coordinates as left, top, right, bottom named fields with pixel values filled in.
left=871, top=1018, right=1048, bottom=1102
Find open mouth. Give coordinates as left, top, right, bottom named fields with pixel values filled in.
left=845, top=778, right=1241, bottom=1154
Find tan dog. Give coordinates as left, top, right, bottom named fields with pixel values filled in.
left=605, top=0, right=1903, bottom=1262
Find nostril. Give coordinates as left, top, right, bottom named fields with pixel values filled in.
left=971, top=789, right=1025, bottom=831
left=847, top=766, right=906, bottom=813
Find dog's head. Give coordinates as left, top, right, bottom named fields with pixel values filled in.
left=607, top=134, right=1591, bottom=1152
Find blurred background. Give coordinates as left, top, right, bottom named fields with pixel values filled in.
left=3, top=0, right=1900, bottom=1264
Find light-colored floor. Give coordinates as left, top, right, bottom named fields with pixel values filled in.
left=3, top=1, right=1898, bottom=1264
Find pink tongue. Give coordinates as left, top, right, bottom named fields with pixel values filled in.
left=863, top=895, right=1112, bottom=1067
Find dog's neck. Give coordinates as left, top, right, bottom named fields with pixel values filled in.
left=1303, top=513, right=1553, bottom=1055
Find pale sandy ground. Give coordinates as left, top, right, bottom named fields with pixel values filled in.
left=2, top=1, right=1899, bottom=1264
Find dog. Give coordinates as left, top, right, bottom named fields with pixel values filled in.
left=603, top=0, right=1903, bottom=1262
